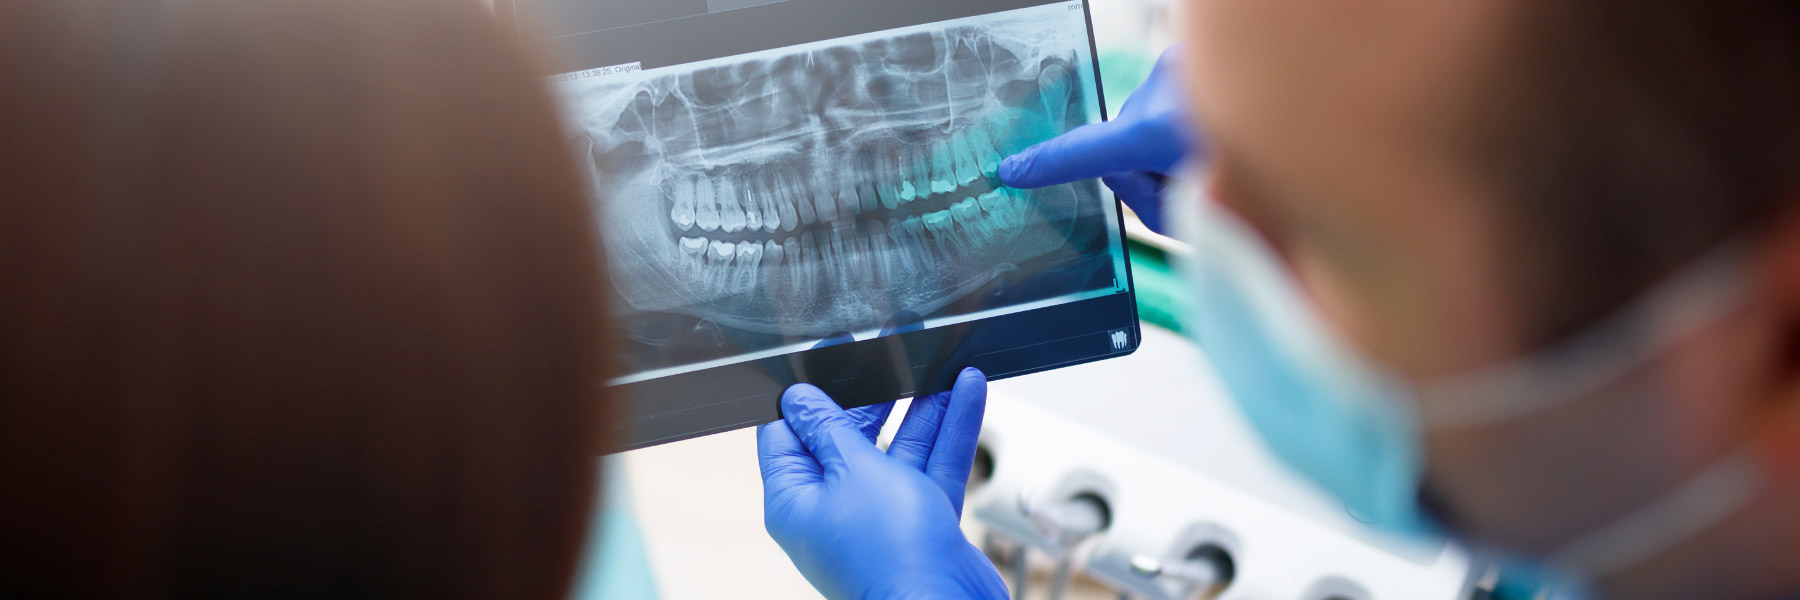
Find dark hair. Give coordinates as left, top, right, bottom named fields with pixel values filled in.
left=0, top=0, right=606, bottom=596
left=1479, top=0, right=1800, bottom=347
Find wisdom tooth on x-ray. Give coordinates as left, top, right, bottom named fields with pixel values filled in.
left=567, top=14, right=1092, bottom=335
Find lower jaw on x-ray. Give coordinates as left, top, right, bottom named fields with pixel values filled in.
left=561, top=6, right=1121, bottom=384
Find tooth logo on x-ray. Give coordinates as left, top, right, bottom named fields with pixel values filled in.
left=565, top=13, right=1094, bottom=335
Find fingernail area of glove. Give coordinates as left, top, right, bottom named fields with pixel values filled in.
left=784, top=388, right=837, bottom=421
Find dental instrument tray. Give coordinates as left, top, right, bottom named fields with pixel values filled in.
left=509, top=0, right=1139, bottom=452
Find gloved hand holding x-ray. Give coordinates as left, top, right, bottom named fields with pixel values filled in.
left=758, top=368, right=1008, bottom=599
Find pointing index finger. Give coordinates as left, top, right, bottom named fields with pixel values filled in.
left=1000, top=119, right=1149, bottom=189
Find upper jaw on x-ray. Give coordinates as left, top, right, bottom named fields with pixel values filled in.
left=571, top=22, right=1090, bottom=336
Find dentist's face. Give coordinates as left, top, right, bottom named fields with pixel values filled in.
left=1176, top=0, right=1796, bottom=584
left=1178, top=0, right=1523, bottom=379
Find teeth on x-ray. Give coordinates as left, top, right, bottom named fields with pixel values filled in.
left=570, top=15, right=1090, bottom=334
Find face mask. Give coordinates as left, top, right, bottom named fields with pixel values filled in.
left=1163, top=166, right=1762, bottom=591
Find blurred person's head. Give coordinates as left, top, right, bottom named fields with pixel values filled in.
left=1179, top=0, right=1800, bottom=597
left=0, top=0, right=605, bottom=596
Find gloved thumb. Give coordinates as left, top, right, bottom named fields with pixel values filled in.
left=1102, top=172, right=1167, bottom=234
left=780, top=384, right=874, bottom=475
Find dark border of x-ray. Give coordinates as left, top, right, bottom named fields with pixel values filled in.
left=504, top=0, right=1141, bottom=453
left=559, top=3, right=1120, bottom=382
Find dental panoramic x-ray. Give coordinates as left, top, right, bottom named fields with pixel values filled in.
left=519, top=0, right=1139, bottom=451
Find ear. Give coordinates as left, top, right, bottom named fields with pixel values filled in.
left=1756, top=202, right=1800, bottom=475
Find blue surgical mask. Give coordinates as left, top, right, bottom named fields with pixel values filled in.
left=1164, top=166, right=1763, bottom=594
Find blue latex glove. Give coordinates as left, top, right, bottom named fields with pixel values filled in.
left=1000, top=45, right=1194, bottom=233
left=758, top=368, right=1009, bottom=600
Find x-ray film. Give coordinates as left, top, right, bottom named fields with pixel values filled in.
left=520, top=0, right=1139, bottom=451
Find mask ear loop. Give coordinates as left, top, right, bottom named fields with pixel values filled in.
left=1548, top=448, right=1760, bottom=581
left=1415, top=238, right=1754, bottom=430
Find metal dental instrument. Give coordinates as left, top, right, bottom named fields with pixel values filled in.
left=1118, top=550, right=1230, bottom=600
left=1019, top=490, right=1112, bottom=600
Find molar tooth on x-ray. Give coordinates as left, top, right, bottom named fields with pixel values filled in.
left=563, top=10, right=1101, bottom=336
